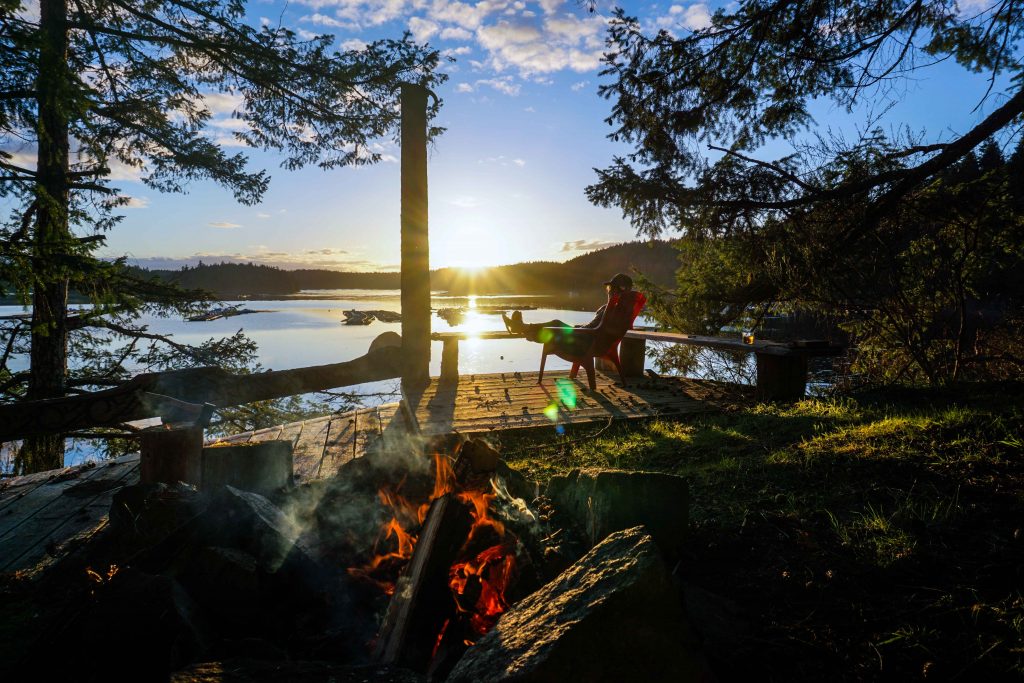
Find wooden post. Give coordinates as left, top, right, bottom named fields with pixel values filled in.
left=401, top=83, right=431, bottom=392
left=755, top=353, right=808, bottom=401
left=439, top=338, right=459, bottom=384
left=618, top=337, right=647, bottom=377
left=139, top=426, right=204, bottom=486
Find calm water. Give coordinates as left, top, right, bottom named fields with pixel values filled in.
left=133, top=290, right=613, bottom=376
left=0, top=290, right=651, bottom=468
left=3, top=290, right=830, bottom=470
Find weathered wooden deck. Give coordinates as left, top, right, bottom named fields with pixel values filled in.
left=0, top=370, right=743, bottom=576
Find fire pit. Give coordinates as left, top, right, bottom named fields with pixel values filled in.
left=8, top=433, right=710, bottom=682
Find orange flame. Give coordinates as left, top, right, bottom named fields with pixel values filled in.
left=348, top=448, right=518, bottom=649
left=449, top=544, right=516, bottom=636
left=348, top=453, right=458, bottom=594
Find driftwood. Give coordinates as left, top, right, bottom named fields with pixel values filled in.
left=0, top=339, right=403, bottom=441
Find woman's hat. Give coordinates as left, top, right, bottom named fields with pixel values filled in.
left=603, top=273, right=633, bottom=289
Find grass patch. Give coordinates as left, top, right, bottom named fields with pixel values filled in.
left=493, top=382, right=1024, bottom=680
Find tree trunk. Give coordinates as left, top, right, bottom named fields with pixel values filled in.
left=21, top=0, right=71, bottom=473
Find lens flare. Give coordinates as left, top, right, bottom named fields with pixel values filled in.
left=555, top=378, right=577, bottom=409
left=543, top=403, right=559, bottom=422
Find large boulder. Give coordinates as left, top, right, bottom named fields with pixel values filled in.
left=446, top=526, right=711, bottom=683
left=546, top=469, right=689, bottom=553
left=205, top=485, right=313, bottom=571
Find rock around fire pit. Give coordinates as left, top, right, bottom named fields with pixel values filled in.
left=2, top=436, right=712, bottom=682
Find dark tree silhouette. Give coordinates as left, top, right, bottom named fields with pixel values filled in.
left=0, top=0, right=444, bottom=471
left=588, top=1, right=1023, bottom=237
left=588, top=2, right=1023, bottom=386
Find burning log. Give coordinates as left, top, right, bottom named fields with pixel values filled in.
left=374, top=490, right=473, bottom=669
left=367, top=438, right=521, bottom=674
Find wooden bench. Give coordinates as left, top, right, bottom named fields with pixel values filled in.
left=618, top=331, right=843, bottom=401
left=433, top=330, right=843, bottom=401
left=432, top=331, right=519, bottom=383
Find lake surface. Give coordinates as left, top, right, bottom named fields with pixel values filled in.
left=0, top=290, right=650, bottom=468
left=3, top=290, right=831, bottom=470
left=135, top=289, right=617, bottom=378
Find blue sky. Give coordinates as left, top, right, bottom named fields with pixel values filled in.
left=88, top=0, right=1016, bottom=272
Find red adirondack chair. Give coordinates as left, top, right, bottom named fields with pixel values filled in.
left=538, top=290, right=647, bottom=391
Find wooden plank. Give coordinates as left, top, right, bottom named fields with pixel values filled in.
left=248, top=425, right=285, bottom=443
left=211, top=430, right=254, bottom=445
left=0, top=455, right=139, bottom=573
left=193, top=372, right=742, bottom=483
left=318, top=412, right=359, bottom=478
left=354, top=406, right=386, bottom=458
left=292, top=416, right=333, bottom=482
left=624, top=330, right=843, bottom=357
left=0, top=469, right=73, bottom=513
left=278, top=420, right=305, bottom=447
left=0, top=461, right=111, bottom=540
left=409, top=373, right=733, bottom=436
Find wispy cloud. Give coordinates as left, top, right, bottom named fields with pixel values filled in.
left=202, top=92, right=243, bottom=115
left=455, top=76, right=521, bottom=95
left=208, top=221, right=242, bottom=229
left=650, top=3, right=713, bottom=34
left=300, top=12, right=358, bottom=30
left=340, top=38, right=367, bottom=51
left=442, top=46, right=472, bottom=58
left=409, top=16, right=439, bottom=42
left=292, top=0, right=607, bottom=79
left=440, top=26, right=472, bottom=40
left=571, top=80, right=589, bottom=91
left=478, top=155, right=526, bottom=167
left=560, top=238, right=620, bottom=253
left=476, top=76, right=521, bottom=96
left=475, top=14, right=606, bottom=76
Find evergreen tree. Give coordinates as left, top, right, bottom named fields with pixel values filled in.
left=0, top=0, right=444, bottom=471
left=588, top=1, right=1024, bottom=386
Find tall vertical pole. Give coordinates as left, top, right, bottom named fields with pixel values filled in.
left=400, top=83, right=431, bottom=391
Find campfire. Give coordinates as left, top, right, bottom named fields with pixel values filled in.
left=346, top=440, right=526, bottom=675
left=18, top=430, right=708, bottom=682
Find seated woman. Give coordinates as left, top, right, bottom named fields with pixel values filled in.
left=502, top=273, right=642, bottom=356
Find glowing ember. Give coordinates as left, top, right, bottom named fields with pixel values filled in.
left=449, top=543, right=516, bottom=637
left=349, top=444, right=519, bottom=654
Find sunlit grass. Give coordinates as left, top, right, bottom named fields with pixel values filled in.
left=493, top=384, right=1024, bottom=676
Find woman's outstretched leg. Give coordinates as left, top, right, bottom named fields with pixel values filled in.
left=502, top=311, right=570, bottom=343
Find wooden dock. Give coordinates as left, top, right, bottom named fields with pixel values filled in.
left=0, top=370, right=744, bottom=576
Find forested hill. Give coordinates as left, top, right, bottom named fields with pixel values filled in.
left=136, top=241, right=679, bottom=296
left=138, top=262, right=301, bottom=295
left=432, top=240, right=678, bottom=294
